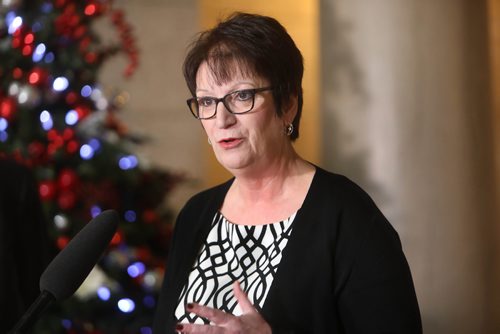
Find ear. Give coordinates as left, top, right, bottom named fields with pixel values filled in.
left=282, top=94, right=298, bottom=124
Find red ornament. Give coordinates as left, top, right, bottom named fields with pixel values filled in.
left=110, top=230, right=124, bottom=246
left=39, top=180, right=57, bottom=201
left=66, top=140, right=79, bottom=154
left=23, top=33, right=34, bottom=45
left=74, top=105, right=90, bottom=120
left=57, top=168, right=79, bottom=190
left=54, top=0, right=67, bottom=8
left=62, top=128, right=74, bottom=140
left=142, top=209, right=158, bottom=224
left=84, top=52, right=97, bottom=64
left=28, top=68, right=48, bottom=86
left=28, top=141, right=46, bottom=160
left=0, top=97, right=17, bottom=120
left=56, top=236, right=70, bottom=250
left=135, top=247, right=152, bottom=262
left=12, top=67, right=23, bottom=79
left=58, top=190, right=77, bottom=210
left=65, top=91, right=78, bottom=104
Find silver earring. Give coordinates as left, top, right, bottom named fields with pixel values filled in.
left=286, top=123, right=294, bottom=136
left=208, top=138, right=212, bottom=145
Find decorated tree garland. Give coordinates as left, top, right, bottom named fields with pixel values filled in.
left=0, top=1, right=180, bottom=333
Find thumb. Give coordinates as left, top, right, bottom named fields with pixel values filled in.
left=233, top=281, right=255, bottom=313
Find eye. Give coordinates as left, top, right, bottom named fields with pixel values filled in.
left=234, top=90, right=254, bottom=101
left=198, top=97, right=215, bottom=108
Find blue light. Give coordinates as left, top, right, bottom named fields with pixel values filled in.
left=32, top=21, right=43, bottom=32
left=119, top=155, right=139, bottom=170
left=140, top=327, right=152, bottom=334
left=124, top=210, right=137, bottom=223
left=5, top=12, right=16, bottom=27
left=88, top=138, right=101, bottom=151
left=143, top=295, right=156, bottom=308
left=90, top=205, right=102, bottom=218
left=53, top=77, right=69, bottom=91
left=42, top=118, right=53, bottom=130
left=65, top=109, right=79, bottom=125
left=8, top=16, right=22, bottom=35
left=40, top=110, right=53, bottom=130
left=32, top=43, right=46, bottom=62
left=0, top=118, right=8, bottom=131
left=61, top=319, right=72, bottom=330
left=127, top=261, right=146, bottom=278
left=44, top=52, right=55, bottom=63
left=97, top=286, right=111, bottom=301
left=117, top=298, right=135, bottom=313
left=41, top=2, right=53, bottom=13
left=80, top=144, right=95, bottom=160
left=81, top=85, right=92, bottom=97
left=0, top=131, right=8, bottom=142
left=40, top=110, right=51, bottom=123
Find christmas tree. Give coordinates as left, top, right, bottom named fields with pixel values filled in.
left=0, top=0, right=181, bottom=333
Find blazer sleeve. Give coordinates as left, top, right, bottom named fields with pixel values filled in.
left=336, top=210, right=422, bottom=334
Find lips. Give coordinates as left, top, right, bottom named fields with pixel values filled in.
left=217, top=137, right=243, bottom=149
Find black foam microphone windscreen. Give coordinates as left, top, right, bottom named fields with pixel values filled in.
left=39, top=209, right=119, bottom=300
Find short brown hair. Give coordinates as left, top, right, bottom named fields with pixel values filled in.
left=183, top=12, right=304, bottom=140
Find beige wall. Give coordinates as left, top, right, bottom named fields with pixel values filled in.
left=322, top=0, right=498, bottom=333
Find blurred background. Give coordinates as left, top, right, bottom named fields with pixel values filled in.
left=1, top=0, right=498, bottom=333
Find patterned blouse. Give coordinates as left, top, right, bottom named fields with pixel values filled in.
left=174, top=210, right=297, bottom=324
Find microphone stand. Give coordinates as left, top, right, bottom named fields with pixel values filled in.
left=8, top=290, right=55, bottom=334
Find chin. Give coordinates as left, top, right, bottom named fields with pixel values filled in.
left=215, top=153, right=251, bottom=172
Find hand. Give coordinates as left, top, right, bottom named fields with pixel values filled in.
left=175, top=281, right=272, bottom=334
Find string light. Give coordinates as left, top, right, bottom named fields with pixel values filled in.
left=88, top=138, right=101, bottom=151
left=65, top=109, right=79, bottom=125
left=127, top=261, right=145, bottom=278
left=79, top=144, right=95, bottom=160
left=91, top=205, right=102, bottom=218
left=7, top=15, right=22, bottom=35
left=119, top=155, right=138, bottom=170
left=124, top=210, right=137, bottom=222
left=39, top=110, right=53, bottom=130
left=143, top=296, right=155, bottom=308
left=0, top=118, right=8, bottom=131
left=61, top=319, right=72, bottom=330
left=52, top=76, right=69, bottom=91
left=44, top=52, right=55, bottom=63
left=140, top=327, right=152, bottom=334
left=81, top=85, right=92, bottom=97
left=0, top=131, right=8, bottom=142
left=117, top=298, right=135, bottom=313
left=97, top=286, right=111, bottom=301
left=32, top=43, right=46, bottom=62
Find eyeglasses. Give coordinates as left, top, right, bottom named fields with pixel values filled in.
left=187, top=87, right=273, bottom=120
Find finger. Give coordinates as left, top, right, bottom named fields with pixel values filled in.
left=186, top=303, right=232, bottom=325
left=176, top=322, right=225, bottom=334
left=233, top=281, right=255, bottom=313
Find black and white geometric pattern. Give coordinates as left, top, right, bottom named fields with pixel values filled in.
left=175, top=211, right=296, bottom=324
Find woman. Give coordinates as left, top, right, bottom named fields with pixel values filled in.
left=153, top=13, right=421, bottom=334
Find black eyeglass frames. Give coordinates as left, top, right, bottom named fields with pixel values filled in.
left=186, top=87, right=273, bottom=120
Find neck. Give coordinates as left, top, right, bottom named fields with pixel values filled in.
left=231, top=148, right=307, bottom=203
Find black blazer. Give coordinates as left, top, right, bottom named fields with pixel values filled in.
left=0, top=159, right=50, bottom=333
left=153, top=167, right=422, bottom=333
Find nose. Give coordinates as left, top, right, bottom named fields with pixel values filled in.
left=214, top=101, right=236, bottom=129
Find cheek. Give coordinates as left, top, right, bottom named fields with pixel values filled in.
left=200, top=120, right=212, bottom=136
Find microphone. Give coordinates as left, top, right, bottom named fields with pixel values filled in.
left=8, top=210, right=119, bottom=334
